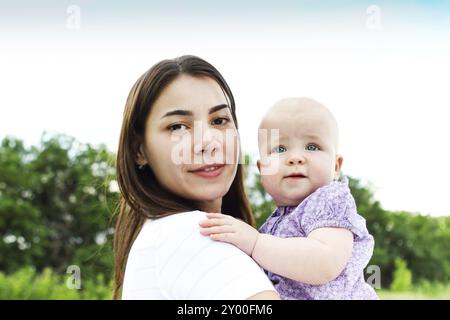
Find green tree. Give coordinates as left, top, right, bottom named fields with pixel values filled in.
left=0, top=133, right=118, bottom=282
left=243, top=154, right=275, bottom=228
left=2, top=134, right=450, bottom=296
left=390, top=258, right=413, bottom=292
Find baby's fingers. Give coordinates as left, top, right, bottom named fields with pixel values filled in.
left=199, top=225, right=234, bottom=236
left=206, top=212, right=233, bottom=220
left=210, top=233, right=234, bottom=243
left=198, top=218, right=231, bottom=227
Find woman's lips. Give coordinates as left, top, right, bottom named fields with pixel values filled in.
left=189, top=164, right=226, bottom=178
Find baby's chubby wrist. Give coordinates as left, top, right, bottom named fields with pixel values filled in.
left=249, top=233, right=275, bottom=264
left=249, top=232, right=260, bottom=257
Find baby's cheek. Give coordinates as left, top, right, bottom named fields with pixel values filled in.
left=259, top=156, right=281, bottom=176
left=260, top=174, right=281, bottom=199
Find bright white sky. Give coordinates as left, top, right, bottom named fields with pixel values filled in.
left=1, top=2, right=449, bottom=216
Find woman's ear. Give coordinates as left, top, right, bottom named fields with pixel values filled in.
left=135, top=144, right=148, bottom=166
left=334, top=155, right=344, bottom=180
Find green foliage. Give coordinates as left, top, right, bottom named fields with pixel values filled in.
left=242, top=154, right=275, bottom=228
left=1, top=134, right=450, bottom=299
left=379, top=281, right=450, bottom=300
left=0, top=267, right=112, bottom=299
left=390, top=258, right=413, bottom=292
left=0, top=133, right=118, bottom=284
left=350, top=174, right=450, bottom=286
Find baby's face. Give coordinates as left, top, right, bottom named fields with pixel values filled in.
left=257, top=99, right=343, bottom=207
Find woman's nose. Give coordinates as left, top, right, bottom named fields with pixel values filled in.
left=193, top=128, right=221, bottom=155
left=194, top=139, right=220, bottom=154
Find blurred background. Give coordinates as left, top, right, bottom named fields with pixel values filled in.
left=0, top=0, right=449, bottom=299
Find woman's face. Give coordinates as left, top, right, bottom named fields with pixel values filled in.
left=138, top=74, right=239, bottom=211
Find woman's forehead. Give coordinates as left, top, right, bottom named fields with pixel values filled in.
left=151, top=75, right=228, bottom=117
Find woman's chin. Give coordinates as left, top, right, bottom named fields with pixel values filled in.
left=187, top=186, right=229, bottom=203
left=194, top=191, right=227, bottom=202
left=185, top=173, right=234, bottom=198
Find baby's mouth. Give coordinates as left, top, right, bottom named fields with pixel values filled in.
left=284, top=173, right=307, bottom=179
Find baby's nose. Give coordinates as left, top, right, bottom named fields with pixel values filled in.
left=287, top=156, right=305, bottom=165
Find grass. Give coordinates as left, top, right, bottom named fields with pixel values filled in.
left=377, top=284, right=450, bottom=300
left=1, top=267, right=449, bottom=300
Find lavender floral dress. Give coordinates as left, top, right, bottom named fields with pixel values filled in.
left=259, top=176, right=378, bottom=300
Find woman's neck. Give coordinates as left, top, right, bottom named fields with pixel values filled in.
left=198, top=198, right=222, bottom=213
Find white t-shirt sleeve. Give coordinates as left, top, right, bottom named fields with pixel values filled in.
left=155, top=211, right=275, bottom=300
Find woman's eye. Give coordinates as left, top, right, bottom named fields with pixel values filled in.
left=168, top=123, right=188, bottom=131
left=212, top=117, right=229, bottom=126
left=306, top=143, right=320, bottom=151
left=271, top=145, right=287, bottom=153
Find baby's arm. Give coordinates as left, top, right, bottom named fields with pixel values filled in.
left=252, top=228, right=353, bottom=285
left=199, top=213, right=353, bottom=285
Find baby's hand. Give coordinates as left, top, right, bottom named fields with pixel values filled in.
left=199, top=213, right=260, bottom=256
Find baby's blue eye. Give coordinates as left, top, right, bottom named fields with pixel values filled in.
left=271, top=145, right=287, bottom=153
left=306, top=143, right=320, bottom=151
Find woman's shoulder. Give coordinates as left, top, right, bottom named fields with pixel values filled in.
left=132, top=210, right=207, bottom=251
left=143, top=210, right=207, bottom=233
left=127, top=210, right=277, bottom=299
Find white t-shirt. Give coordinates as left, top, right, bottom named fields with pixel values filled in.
left=122, top=211, right=275, bottom=300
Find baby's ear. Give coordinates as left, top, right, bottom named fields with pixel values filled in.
left=334, top=155, right=344, bottom=180
left=256, top=160, right=261, bottom=173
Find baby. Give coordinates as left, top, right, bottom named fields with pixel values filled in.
left=199, top=97, right=378, bottom=299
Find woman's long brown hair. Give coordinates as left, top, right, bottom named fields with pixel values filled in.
left=113, top=55, right=254, bottom=299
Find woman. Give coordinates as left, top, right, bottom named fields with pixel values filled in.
left=114, top=55, right=279, bottom=300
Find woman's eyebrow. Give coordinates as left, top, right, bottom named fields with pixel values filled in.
left=161, top=109, right=192, bottom=119
left=209, top=104, right=229, bottom=114
left=161, top=104, right=229, bottom=119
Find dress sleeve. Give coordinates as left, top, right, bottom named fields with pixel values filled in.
left=155, top=211, right=276, bottom=300
left=300, top=178, right=368, bottom=239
